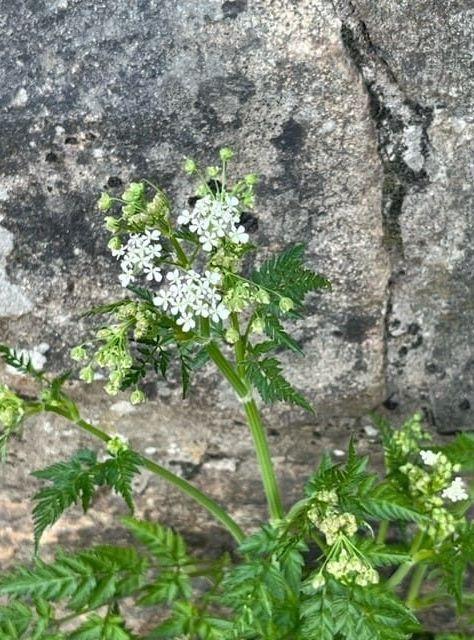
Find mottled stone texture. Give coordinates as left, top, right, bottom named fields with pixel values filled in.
left=0, top=0, right=472, bottom=562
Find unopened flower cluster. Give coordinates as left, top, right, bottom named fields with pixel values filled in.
left=326, top=549, right=379, bottom=587
left=0, top=384, right=25, bottom=428
left=308, top=490, right=358, bottom=546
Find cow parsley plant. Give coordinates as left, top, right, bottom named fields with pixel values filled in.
left=0, top=149, right=473, bottom=640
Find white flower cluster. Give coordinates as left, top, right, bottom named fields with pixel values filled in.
left=112, top=230, right=163, bottom=287
left=177, top=194, right=249, bottom=252
left=420, top=449, right=440, bottom=466
left=442, top=476, right=469, bottom=502
left=153, top=269, right=230, bottom=332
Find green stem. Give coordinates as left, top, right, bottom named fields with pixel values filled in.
left=376, top=520, right=389, bottom=545
left=45, top=404, right=245, bottom=544
left=386, top=530, right=424, bottom=590
left=206, top=340, right=283, bottom=521
left=171, top=236, right=190, bottom=268
left=406, top=563, right=427, bottom=608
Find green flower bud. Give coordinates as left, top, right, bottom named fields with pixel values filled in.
left=196, top=184, right=208, bottom=197
left=206, top=165, right=220, bottom=178
left=130, top=389, right=146, bottom=405
left=250, top=317, right=265, bottom=335
left=70, top=345, right=87, bottom=362
left=311, top=573, right=325, bottom=590
left=244, top=173, right=259, bottom=185
left=122, top=182, right=145, bottom=203
left=219, top=147, right=234, bottom=162
left=279, top=297, right=294, bottom=312
left=256, top=289, right=270, bottom=305
left=104, top=216, right=121, bottom=232
left=79, top=365, right=95, bottom=383
left=183, top=158, right=198, bottom=174
left=97, top=192, right=113, bottom=211
left=107, top=434, right=129, bottom=456
left=225, top=328, right=240, bottom=344
left=0, top=385, right=25, bottom=428
left=107, top=236, right=122, bottom=252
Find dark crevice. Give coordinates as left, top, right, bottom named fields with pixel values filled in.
left=336, top=0, right=434, bottom=414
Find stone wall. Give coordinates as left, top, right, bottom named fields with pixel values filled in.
left=0, top=0, right=472, bottom=562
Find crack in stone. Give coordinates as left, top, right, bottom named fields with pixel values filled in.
left=333, top=0, right=434, bottom=410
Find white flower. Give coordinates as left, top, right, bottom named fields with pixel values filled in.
left=420, top=450, right=441, bottom=466
left=177, top=194, right=248, bottom=251
left=114, top=231, right=163, bottom=287
left=442, top=477, right=469, bottom=503
left=144, top=265, right=163, bottom=282
left=119, top=272, right=134, bottom=287
left=153, top=268, right=230, bottom=331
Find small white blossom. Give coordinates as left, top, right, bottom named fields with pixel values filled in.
left=420, top=449, right=441, bottom=466
left=178, top=194, right=247, bottom=251
left=111, top=231, right=163, bottom=287
left=442, top=477, right=469, bottom=503
left=153, top=269, right=230, bottom=332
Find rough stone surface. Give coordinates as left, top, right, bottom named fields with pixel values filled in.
left=0, top=0, right=472, bottom=602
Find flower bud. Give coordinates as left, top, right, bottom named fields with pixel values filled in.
left=70, top=345, right=87, bottom=362
left=256, top=289, right=270, bottom=305
left=311, top=573, right=325, bottom=590
left=107, top=433, right=129, bottom=456
left=104, top=216, right=121, bottom=232
left=107, top=236, right=122, bottom=251
left=219, top=147, right=234, bottom=161
left=225, top=328, right=240, bottom=344
left=130, top=389, right=146, bottom=405
left=244, top=173, right=259, bottom=185
left=250, top=317, right=265, bottom=335
left=97, top=192, right=113, bottom=211
left=206, top=165, right=220, bottom=178
left=79, top=365, right=95, bottom=383
left=279, top=297, right=294, bottom=313
left=183, top=158, right=198, bottom=174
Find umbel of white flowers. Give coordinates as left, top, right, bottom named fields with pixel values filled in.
left=110, top=187, right=249, bottom=332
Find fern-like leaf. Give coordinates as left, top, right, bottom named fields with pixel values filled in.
left=244, top=356, right=313, bottom=413
left=251, top=244, right=330, bottom=309
left=32, top=450, right=98, bottom=550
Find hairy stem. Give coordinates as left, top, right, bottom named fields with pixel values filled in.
left=206, top=340, right=284, bottom=521
left=45, top=404, right=245, bottom=544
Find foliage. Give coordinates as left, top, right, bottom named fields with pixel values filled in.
left=0, top=149, right=472, bottom=638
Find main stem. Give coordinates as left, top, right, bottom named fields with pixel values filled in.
left=386, top=530, right=424, bottom=590
left=45, top=404, right=245, bottom=544
left=206, top=339, right=284, bottom=521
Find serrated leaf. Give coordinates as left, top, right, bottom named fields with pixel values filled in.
left=32, top=450, right=98, bottom=549
left=244, top=356, right=313, bottom=413
left=262, top=315, right=303, bottom=354
left=251, top=244, right=330, bottom=310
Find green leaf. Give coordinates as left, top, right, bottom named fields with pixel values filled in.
left=0, top=344, right=43, bottom=380
left=251, top=244, right=330, bottom=309
left=32, top=449, right=141, bottom=549
left=94, top=449, right=142, bottom=511
left=244, top=356, right=313, bottom=413
left=32, top=450, right=98, bottom=550
left=0, top=547, right=147, bottom=611
left=69, top=613, right=135, bottom=640
left=261, top=314, right=303, bottom=354
left=441, top=432, right=474, bottom=471
left=81, top=300, right=132, bottom=318
left=122, top=518, right=190, bottom=566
